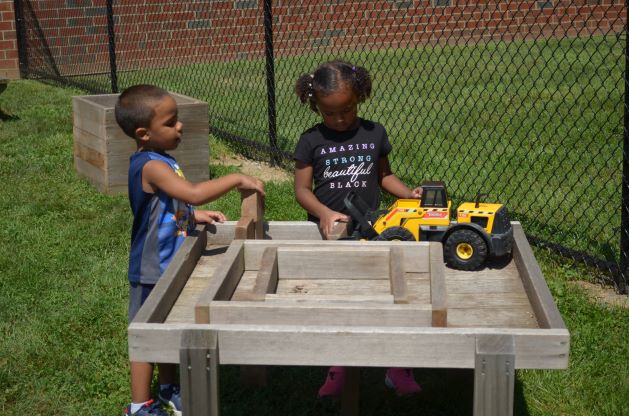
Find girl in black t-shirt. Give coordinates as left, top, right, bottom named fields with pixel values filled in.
left=293, top=60, right=422, bottom=398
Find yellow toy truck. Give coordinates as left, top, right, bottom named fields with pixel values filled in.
left=344, top=181, right=513, bottom=270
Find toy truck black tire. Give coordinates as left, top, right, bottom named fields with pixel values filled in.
left=375, top=226, right=416, bottom=241
left=443, top=229, right=488, bottom=270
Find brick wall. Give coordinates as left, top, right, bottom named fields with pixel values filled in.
left=14, top=0, right=628, bottom=77
left=0, top=0, right=19, bottom=79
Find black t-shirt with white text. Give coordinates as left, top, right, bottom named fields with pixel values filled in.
left=294, top=118, right=392, bottom=222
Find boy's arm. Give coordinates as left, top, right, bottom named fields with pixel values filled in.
left=294, top=161, right=348, bottom=238
left=378, top=156, right=421, bottom=198
left=193, top=210, right=227, bottom=224
left=143, top=160, right=264, bottom=205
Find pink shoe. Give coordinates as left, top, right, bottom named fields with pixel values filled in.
left=318, top=366, right=346, bottom=398
left=385, top=368, right=422, bottom=396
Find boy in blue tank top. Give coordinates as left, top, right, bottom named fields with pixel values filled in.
left=115, top=85, right=264, bottom=416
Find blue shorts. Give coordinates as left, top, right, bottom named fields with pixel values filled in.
left=128, top=282, right=155, bottom=323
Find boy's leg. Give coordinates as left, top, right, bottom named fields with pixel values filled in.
left=130, top=362, right=154, bottom=403
left=158, top=363, right=182, bottom=416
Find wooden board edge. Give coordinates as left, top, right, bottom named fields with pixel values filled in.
left=194, top=240, right=245, bottom=323
left=429, top=242, right=448, bottom=327
left=512, top=223, right=567, bottom=330
left=252, top=247, right=278, bottom=300
left=214, top=325, right=569, bottom=369
left=234, top=216, right=254, bottom=240
left=128, top=322, right=211, bottom=363
left=389, top=247, right=409, bottom=304
left=132, top=224, right=207, bottom=324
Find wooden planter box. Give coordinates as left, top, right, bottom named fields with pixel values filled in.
left=128, top=195, right=569, bottom=416
left=72, top=93, right=209, bottom=194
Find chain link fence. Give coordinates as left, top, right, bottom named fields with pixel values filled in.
left=14, top=0, right=628, bottom=292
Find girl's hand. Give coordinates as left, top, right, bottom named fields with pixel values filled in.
left=320, top=209, right=350, bottom=240
left=409, top=187, right=422, bottom=199
left=194, top=210, right=227, bottom=224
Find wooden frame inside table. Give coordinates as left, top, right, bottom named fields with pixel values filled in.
left=128, top=198, right=568, bottom=416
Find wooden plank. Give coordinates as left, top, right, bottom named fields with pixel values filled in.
left=276, top=278, right=392, bottom=297
left=195, top=241, right=245, bottom=324
left=264, top=221, right=324, bottom=240
left=276, top=246, right=391, bottom=280
left=234, top=216, right=254, bottom=240
left=243, top=240, right=430, bottom=273
left=133, top=225, right=207, bottom=324
left=230, top=271, right=258, bottom=301
left=128, top=322, right=211, bottom=363
left=430, top=242, right=448, bottom=327
left=251, top=247, right=278, bottom=300
left=179, top=329, right=219, bottom=416
left=264, top=294, right=395, bottom=304
left=389, top=246, right=408, bottom=304
left=240, top=189, right=264, bottom=239
left=328, top=221, right=349, bottom=240
left=209, top=301, right=432, bottom=327
left=72, top=95, right=107, bottom=137
left=445, top=274, right=526, bottom=295
left=214, top=325, right=569, bottom=369
left=448, top=307, right=538, bottom=328
left=166, top=246, right=232, bottom=323
left=406, top=275, right=432, bottom=304
left=129, top=323, right=568, bottom=369
left=446, top=292, right=532, bottom=308
left=206, top=222, right=238, bottom=245
left=512, top=222, right=566, bottom=329
left=74, top=156, right=106, bottom=192
left=474, top=335, right=515, bottom=416
left=73, top=127, right=106, bottom=153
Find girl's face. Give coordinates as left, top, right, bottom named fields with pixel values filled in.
left=316, top=84, right=359, bottom=132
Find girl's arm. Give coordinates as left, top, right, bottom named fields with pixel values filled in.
left=378, top=156, right=421, bottom=198
left=142, top=160, right=265, bottom=205
left=294, top=161, right=349, bottom=238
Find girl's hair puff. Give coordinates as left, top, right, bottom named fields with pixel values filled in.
left=295, top=60, right=372, bottom=113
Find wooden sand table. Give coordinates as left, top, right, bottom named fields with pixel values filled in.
left=128, top=191, right=569, bottom=416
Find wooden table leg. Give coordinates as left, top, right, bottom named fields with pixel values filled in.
left=474, top=335, right=515, bottom=416
left=180, top=329, right=220, bottom=416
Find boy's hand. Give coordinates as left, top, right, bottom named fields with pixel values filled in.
left=194, top=210, right=227, bottom=224
left=237, top=174, right=265, bottom=196
left=320, top=209, right=350, bottom=240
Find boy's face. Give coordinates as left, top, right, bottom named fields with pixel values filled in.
left=139, top=95, right=183, bottom=151
left=316, top=84, right=359, bottom=132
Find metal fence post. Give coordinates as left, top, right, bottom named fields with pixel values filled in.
left=263, top=0, right=278, bottom=165
left=106, top=0, right=118, bottom=93
left=13, top=0, right=28, bottom=77
left=620, top=9, right=629, bottom=294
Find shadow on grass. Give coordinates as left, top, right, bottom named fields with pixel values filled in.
left=0, top=109, right=19, bottom=121
left=218, top=366, right=531, bottom=416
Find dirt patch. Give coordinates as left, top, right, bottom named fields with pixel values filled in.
left=216, top=154, right=292, bottom=183
left=569, top=281, right=628, bottom=309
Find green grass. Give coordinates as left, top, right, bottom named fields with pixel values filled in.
left=1, top=80, right=627, bottom=415
left=77, top=35, right=620, bottom=269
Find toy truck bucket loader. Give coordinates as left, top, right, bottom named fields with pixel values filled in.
left=344, top=181, right=513, bottom=270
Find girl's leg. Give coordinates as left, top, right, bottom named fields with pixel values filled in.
left=318, top=366, right=347, bottom=398
left=385, top=367, right=422, bottom=396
